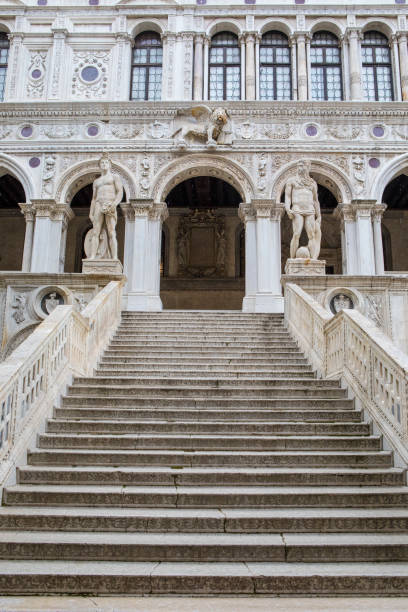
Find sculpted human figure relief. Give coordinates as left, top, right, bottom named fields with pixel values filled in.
left=88, top=154, right=123, bottom=261
left=284, top=160, right=322, bottom=260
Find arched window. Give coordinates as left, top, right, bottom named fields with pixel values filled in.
left=310, top=31, right=343, bottom=101
left=209, top=32, right=240, bottom=100
left=259, top=31, right=291, bottom=100
left=362, top=31, right=393, bottom=101
left=130, top=31, right=162, bottom=101
left=0, top=33, right=9, bottom=102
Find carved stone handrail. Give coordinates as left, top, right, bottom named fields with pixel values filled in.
left=0, top=279, right=124, bottom=488
left=285, top=282, right=408, bottom=464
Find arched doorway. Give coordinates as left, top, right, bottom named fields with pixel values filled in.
left=281, top=181, right=342, bottom=274
left=382, top=174, right=408, bottom=272
left=0, top=173, right=26, bottom=271
left=160, top=176, right=244, bottom=309
left=64, top=183, right=126, bottom=272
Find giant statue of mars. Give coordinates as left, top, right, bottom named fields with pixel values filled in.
left=284, top=160, right=322, bottom=260
left=89, top=154, right=123, bottom=260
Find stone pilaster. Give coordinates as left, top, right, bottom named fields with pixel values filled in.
left=334, top=203, right=358, bottom=275
left=345, top=28, right=362, bottom=101
left=295, top=33, right=309, bottom=101
left=243, top=32, right=256, bottom=101
left=19, top=203, right=35, bottom=273
left=372, top=204, right=387, bottom=275
left=30, top=200, right=73, bottom=273
left=238, top=203, right=257, bottom=312
left=397, top=32, right=408, bottom=101
left=193, top=34, right=205, bottom=100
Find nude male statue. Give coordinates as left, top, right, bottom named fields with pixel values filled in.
left=284, top=160, right=322, bottom=260
left=89, top=154, right=123, bottom=260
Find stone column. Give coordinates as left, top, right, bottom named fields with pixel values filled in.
left=295, top=33, right=308, bottom=101
left=334, top=204, right=358, bottom=275
left=19, top=204, right=35, bottom=272
left=161, top=32, right=176, bottom=101
left=391, top=35, right=402, bottom=101
left=244, top=32, right=256, bottom=101
left=240, top=35, right=246, bottom=100
left=239, top=203, right=257, bottom=312
left=203, top=36, right=210, bottom=100
left=122, top=200, right=165, bottom=311
left=193, top=34, right=204, bottom=100
left=290, top=36, right=298, bottom=100
left=255, top=34, right=260, bottom=100
left=253, top=200, right=284, bottom=313
left=397, top=32, right=408, bottom=101
left=341, top=35, right=351, bottom=100
left=346, top=28, right=362, bottom=101
left=354, top=200, right=377, bottom=275
left=57, top=205, right=74, bottom=273
left=114, top=32, right=133, bottom=101
left=30, top=200, right=73, bottom=273
left=5, top=32, right=24, bottom=101
left=373, top=204, right=387, bottom=275
left=147, top=203, right=168, bottom=307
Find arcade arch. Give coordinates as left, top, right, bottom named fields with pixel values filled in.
left=0, top=173, right=26, bottom=271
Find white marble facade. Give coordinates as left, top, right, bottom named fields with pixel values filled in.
left=0, top=0, right=407, bottom=312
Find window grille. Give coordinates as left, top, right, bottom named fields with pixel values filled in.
left=259, top=31, right=291, bottom=100
left=209, top=32, right=241, bottom=100
left=310, top=31, right=343, bottom=101
left=130, top=31, right=162, bottom=101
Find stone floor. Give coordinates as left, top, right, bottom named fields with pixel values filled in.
left=1, top=597, right=408, bottom=612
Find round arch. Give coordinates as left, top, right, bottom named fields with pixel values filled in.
left=271, top=158, right=353, bottom=204
left=361, top=21, right=395, bottom=39
left=309, top=20, right=344, bottom=39
left=152, top=154, right=255, bottom=204
left=259, top=20, right=292, bottom=38
left=0, top=153, right=34, bottom=201
left=0, top=23, right=11, bottom=34
left=370, top=153, right=408, bottom=202
left=130, top=19, right=165, bottom=38
left=55, top=158, right=136, bottom=204
left=206, top=19, right=242, bottom=38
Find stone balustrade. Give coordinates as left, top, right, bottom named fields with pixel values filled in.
left=0, top=279, right=124, bottom=488
left=285, top=282, right=408, bottom=464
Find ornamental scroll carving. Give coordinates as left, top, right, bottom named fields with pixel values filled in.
left=176, top=209, right=226, bottom=278
left=26, top=51, right=47, bottom=99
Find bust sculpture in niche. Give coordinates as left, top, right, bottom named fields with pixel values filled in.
left=284, top=160, right=322, bottom=260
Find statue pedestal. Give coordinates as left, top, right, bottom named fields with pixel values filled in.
left=82, top=258, right=123, bottom=275
left=285, top=258, right=326, bottom=276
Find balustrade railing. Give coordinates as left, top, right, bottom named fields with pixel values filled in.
left=285, top=282, right=408, bottom=462
left=0, top=280, right=123, bottom=484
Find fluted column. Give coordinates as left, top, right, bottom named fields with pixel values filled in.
left=239, top=203, right=257, bottom=312
left=346, top=28, right=362, bottom=100
left=295, top=33, right=308, bottom=101
left=244, top=32, right=256, bottom=100
left=373, top=204, right=386, bottom=275
left=193, top=34, right=204, bottom=100
left=397, top=32, right=408, bottom=101
left=20, top=204, right=35, bottom=272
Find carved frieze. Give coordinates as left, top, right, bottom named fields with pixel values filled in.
left=26, top=51, right=47, bottom=99
left=263, top=124, right=295, bottom=140
left=111, top=124, right=142, bottom=139
left=72, top=51, right=110, bottom=99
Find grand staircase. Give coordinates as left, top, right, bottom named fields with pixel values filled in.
left=1, top=311, right=408, bottom=595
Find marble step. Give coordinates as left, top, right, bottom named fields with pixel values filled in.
left=46, top=419, right=370, bottom=436
left=101, top=351, right=308, bottom=360
left=2, top=506, right=408, bottom=534
left=94, top=368, right=315, bottom=379
left=108, top=340, right=300, bottom=348
left=27, top=448, right=392, bottom=468
left=98, top=355, right=310, bottom=365
left=113, top=333, right=293, bottom=341
left=4, top=485, right=408, bottom=508
left=1, top=560, right=408, bottom=595
left=60, top=396, right=355, bottom=409
left=1, top=531, right=408, bottom=563
left=17, top=466, right=405, bottom=487
left=37, top=433, right=382, bottom=452
left=70, top=380, right=342, bottom=393
left=54, top=407, right=362, bottom=422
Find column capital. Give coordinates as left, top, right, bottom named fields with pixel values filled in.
left=53, top=203, right=74, bottom=224
left=293, top=32, right=311, bottom=43
left=334, top=203, right=356, bottom=223
left=19, top=203, right=35, bottom=221
left=344, top=27, right=363, bottom=42
left=194, top=33, right=205, bottom=44
left=115, top=32, right=132, bottom=44
left=238, top=202, right=256, bottom=223
left=397, top=31, right=408, bottom=43
left=149, top=202, right=169, bottom=222
left=372, top=203, right=387, bottom=221
left=352, top=199, right=379, bottom=218
left=252, top=199, right=285, bottom=220
left=161, top=31, right=177, bottom=43
left=242, top=31, right=258, bottom=44
left=124, top=199, right=154, bottom=219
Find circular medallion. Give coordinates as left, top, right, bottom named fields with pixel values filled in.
left=369, top=158, right=380, bottom=169
left=373, top=125, right=385, bottom=138
left=41, top=292, right=64, bottom=315
left=330, top=294, right=354, bottom=315
left=306, top=125, right=318, bottom=137
left=29, top=157, right=41, bottom=168
left=87, top=124, right=99, bottom=137
left=21, top=126, right=33, bottom=138
left=31, top=69, right=42, bottom=79
left=81, top=66, right=99, bottom=83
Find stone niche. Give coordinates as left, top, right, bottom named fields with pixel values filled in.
left=176, top=209, right=226, bottom=278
